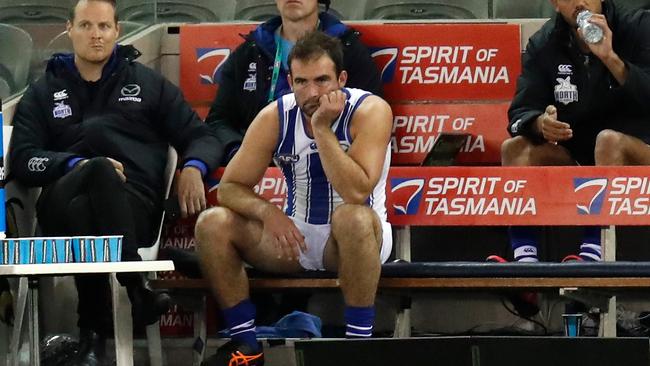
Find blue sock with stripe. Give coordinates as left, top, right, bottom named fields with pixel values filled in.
left=222, top=299, right=259, bottom=351
left=580, top=226, right=602, bottom=261
left=344, top=306, right=375, bottom=338
left=509, top=226, right=539, bottom=262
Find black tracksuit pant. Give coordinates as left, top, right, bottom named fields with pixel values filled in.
left=37, top=157, right=159, bottom=335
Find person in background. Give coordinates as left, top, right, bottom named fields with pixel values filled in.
left=490, top=0, right=650, bottom=316
left=9, top=1, right=222, bottom=364
left=206, top=0, right=382, bottom=166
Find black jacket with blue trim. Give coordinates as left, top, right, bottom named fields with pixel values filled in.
left=205, top=12, right=382, bottom=164
left=10, top=45, right=222, bottom=204
left=508, top=1, right=650, bottom=142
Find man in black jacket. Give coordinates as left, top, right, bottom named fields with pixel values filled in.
left=206, top=0, right=382, bottom=165
left=500, top=0, right=650, bottom=266
left=9, top=1, right=222, bottom=364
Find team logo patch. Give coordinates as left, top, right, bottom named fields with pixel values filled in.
left=118, top=84, right=142, bottom=103
left=557, top=64, right=573, bottom=75
left=28, top=157, right=49, bottom=172
left=371, top=47, right=399, bottom=83
left=573, top=178, right=608, bottom=215
left=196, top=48, right=231, bottom=85
left=52, top=101, right=72, bottom=119
left=53, top=89, right=68, bottom=101
left=554, top=76, right=579, bottom=105
left=390, top=178, right=425, bottom=215
left=243, top=74, right=256, bottom=92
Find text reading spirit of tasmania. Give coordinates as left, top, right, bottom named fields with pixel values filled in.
left=397, top=46, right=509, bottom=85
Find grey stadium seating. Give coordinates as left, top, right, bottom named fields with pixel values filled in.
left=118, top=0, right=230, bottom=23
left=364, top=0, right=489, bottom=20
left=234, top=0, right=336, bottom=21
left=0, top=1, right=73, bottom=23
left=0, top=24, right=33, bottom=100
left=492, top=0, right=555, bottom=19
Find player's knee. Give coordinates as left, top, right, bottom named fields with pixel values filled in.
left=195, top=207, right=234, bottom=249
left=595, top=129, right=624, bottom=152
left=84, top=157, right=115, bottom=176
left=501, top=136, right=528, bottom=165
left=331, top=204, right=376, bottom=240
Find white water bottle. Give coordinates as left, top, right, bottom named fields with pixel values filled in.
left=577, top=10, right=603, bottom=44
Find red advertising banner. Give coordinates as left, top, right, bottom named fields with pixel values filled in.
left=179, top=23, right=521, bottom=106
left=354, top=23, right=521, bottom=102
left=179, top=24, right=256, bottom=105
left=206, top=168, right=286, bottom=209
left=208, top=166, right=650, bottom=227
left=387, top=166, right=650, bottom=226
left=391, top=103, right=509, bottom=165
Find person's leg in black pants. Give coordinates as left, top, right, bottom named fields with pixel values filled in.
left=37, top=157, right=168, bottom=365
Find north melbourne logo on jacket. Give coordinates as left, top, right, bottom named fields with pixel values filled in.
left=52, top=101, right=72, bottom=119
left=554, top=76, right=578, bottom=105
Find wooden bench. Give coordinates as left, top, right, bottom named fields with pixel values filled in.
left=164, top=20, right=648, bottom=365
left=152, top=165, right=650, bottom=365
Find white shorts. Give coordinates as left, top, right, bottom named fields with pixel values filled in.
left=290, top=216, right=393, bottom=271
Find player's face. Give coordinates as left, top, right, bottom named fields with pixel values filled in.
left=289, top=54, right=347, bottom=117
left=276, top=0, right=319, bottom=22
left=67, top=0, right=119, bottom=65
left=550, top=0, right=603, bottom=27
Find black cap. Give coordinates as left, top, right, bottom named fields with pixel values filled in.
left=318, top=0, right=330, bottom=11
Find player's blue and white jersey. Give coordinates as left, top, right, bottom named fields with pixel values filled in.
left=273, top=87, right=390, bottom=225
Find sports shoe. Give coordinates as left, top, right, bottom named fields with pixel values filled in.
left=201, top=340, right=264, bottom=366
left=561, top=254, right=583, bottom=262
left=486, top=255, right=540, bottom=318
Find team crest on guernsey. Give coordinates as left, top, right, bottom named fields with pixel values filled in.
left=52, top=101, right=72, bottom=119
left=554, top=76, right=578, bottom=105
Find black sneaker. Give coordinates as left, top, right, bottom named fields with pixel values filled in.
left=486, top=255, right=540, bottom=318
left=201, top=341, right=264, bottom=366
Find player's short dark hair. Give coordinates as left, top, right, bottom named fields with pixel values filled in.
left=288, top=31, right=344, bottom=76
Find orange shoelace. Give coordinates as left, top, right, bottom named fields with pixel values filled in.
left=229, top=350, right=263, bottom=366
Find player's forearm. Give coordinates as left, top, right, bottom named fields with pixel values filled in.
left=602, top=51, right=628, bottom=86
left=313, top=127, right=374, bottom=204
left=217, top=182, right=283, bottom=222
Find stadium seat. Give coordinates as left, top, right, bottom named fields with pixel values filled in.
left=0, top=1, right=71, bottom=23
left=329, top=0, right=367, bottom=20
left=118, top=0, right=228, bottom=23
left=612, top=0, right=650, bottom=12
left=0, top=24, right=33, bottom=100
left=234, top=0, right=350, bottom=21
left=234, top=0, right=278, bottom=21
left=492, top=0, right=555, bottom=19
left=364, top=0, right=489, bottom=20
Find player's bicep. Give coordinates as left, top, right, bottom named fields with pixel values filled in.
left=221, top=103, right=280, bottom=187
